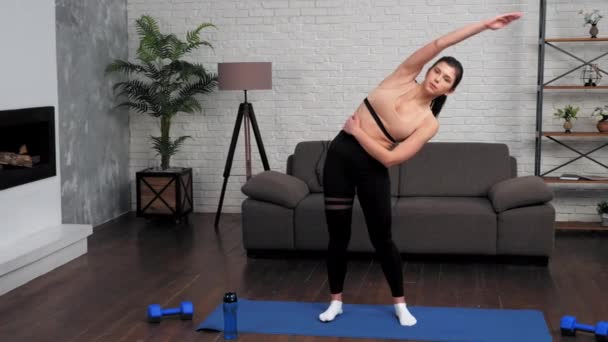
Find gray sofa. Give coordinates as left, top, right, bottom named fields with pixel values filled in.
left=241, top=141, right=555, bottom=260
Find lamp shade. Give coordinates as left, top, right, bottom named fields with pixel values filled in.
left=218, top=62, right=272, bottom=91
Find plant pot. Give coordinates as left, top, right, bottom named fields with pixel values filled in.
left=602, top=213, right=608, bottom=227
left=563, top=119, right=573, bottom=133
left=597, top=120, right=608, bottom=133
left=136, top=167, right=193, bottom=223
left=590, top=24, right=599, bottom=39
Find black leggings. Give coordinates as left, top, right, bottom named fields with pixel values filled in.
left=322, top=130, right=404, bottom=297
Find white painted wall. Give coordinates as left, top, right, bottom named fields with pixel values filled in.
left=0, top=0, right=62, bottom=241
left=127, top=0, right=608, bottom=222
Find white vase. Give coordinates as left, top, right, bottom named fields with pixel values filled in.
left=590, top=24, right=599, bottom=39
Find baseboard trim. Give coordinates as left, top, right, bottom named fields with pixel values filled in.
left=0, top=224, right=92, bottom=295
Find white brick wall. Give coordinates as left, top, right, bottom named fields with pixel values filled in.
left=127, top=0, right=608, bottom=221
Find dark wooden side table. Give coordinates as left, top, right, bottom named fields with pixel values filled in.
left=136, top=167, right=193, bottom=223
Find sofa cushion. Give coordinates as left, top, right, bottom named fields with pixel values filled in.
left=392, top=197, right=497, bottom=254
left=241, top=171, right=309, bottom=208
left=398, top=142, right=511, bottom=197
left=293, top=193, right=398, bottom=252
left=488, top=176, right=553, bottom=212
left=291, top=140, right=400, bottom=196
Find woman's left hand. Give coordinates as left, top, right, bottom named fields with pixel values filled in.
left=343, top=114, right=361, bottom=136
left=485, top=12, right=523, bottom=30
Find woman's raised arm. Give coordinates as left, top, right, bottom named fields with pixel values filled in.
left=381, top=12, right=522, bottom=86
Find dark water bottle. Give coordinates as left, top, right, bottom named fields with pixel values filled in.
left=223, top=292, right=238, bottom=340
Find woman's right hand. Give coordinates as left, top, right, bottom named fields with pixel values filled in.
left=485, top=12, right=523, bottom=30
left=343, top=114, right=361, bottom=136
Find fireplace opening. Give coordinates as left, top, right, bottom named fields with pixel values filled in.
left=0, top=106, right=56, bottom=190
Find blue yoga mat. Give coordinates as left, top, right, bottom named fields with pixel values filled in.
left=196, top=298, right=552, bottom=342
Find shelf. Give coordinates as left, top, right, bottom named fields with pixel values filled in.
left=542, top=132, right=608, bottom=137
left=545, top=38, right=608, bottom=42
left=535, top=2, right=608, bottom=226
left=543, top=177, right=608, bottom=184
left=544, top=86, right=608, bottom=90
left=556, top=221, right=607, bottom=231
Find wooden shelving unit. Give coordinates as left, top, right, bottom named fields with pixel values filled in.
left=542, top=177, right=608, bottom=184
left=535, top=1, right=608, bottom=231
left=545, top=38, right=608, bottom=42
left=542, top=132, right=608, bottom=137
left=556, top=221, right=607, bottom=231
left=544, top=86, right=608, bottom=90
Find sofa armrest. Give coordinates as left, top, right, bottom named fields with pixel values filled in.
left=488, top=176, right=554, bottom=213
left=241, top=170, right=310, bottom=209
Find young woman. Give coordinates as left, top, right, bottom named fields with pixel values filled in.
left=319, top=12, right=523, bottom=326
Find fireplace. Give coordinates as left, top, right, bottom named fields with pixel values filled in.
left=0, top=106, right=56, bottom=190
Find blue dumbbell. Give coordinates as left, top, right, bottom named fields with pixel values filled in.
left=147, top=301, right=194, bottom=323
left=560, top=315, right=608, bottom=341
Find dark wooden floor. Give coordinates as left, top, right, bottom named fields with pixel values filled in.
left=1, top=213, right=607, bottom=342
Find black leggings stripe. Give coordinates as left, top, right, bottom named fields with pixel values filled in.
left=325, top=198, right=354, bottom=206
left=325, top=197, right=354, bottom=201
left=322, top=130, right=404, bottom=297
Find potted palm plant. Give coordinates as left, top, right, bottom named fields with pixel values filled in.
left=553, top=105, right=580, bottom=133
left=591, top=105, right=608, bottom=133
left=597, top=200, right=608, bottom=227
left=106, top=15, right=218, bottom=222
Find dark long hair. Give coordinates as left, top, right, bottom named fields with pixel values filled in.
left=428, top=56, right=463, bottom=117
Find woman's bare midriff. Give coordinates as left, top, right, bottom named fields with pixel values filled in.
left=352, top=82, right=434, bottom=150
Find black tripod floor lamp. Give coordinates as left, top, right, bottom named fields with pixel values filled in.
left=214, top=62, right=272, bottom=229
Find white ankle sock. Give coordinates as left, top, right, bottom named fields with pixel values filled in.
left=319, top=300, right=343, bottom=322
left=394, top=303, right=417, bottom=326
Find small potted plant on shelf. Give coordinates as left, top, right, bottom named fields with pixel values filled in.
left=553, top=105, right=580, bottom=133
left=591, top=105, right=608, bottom=133
left=579, top=9, right=603, bottom=38
left=597, top=200, right=608, bottom=227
